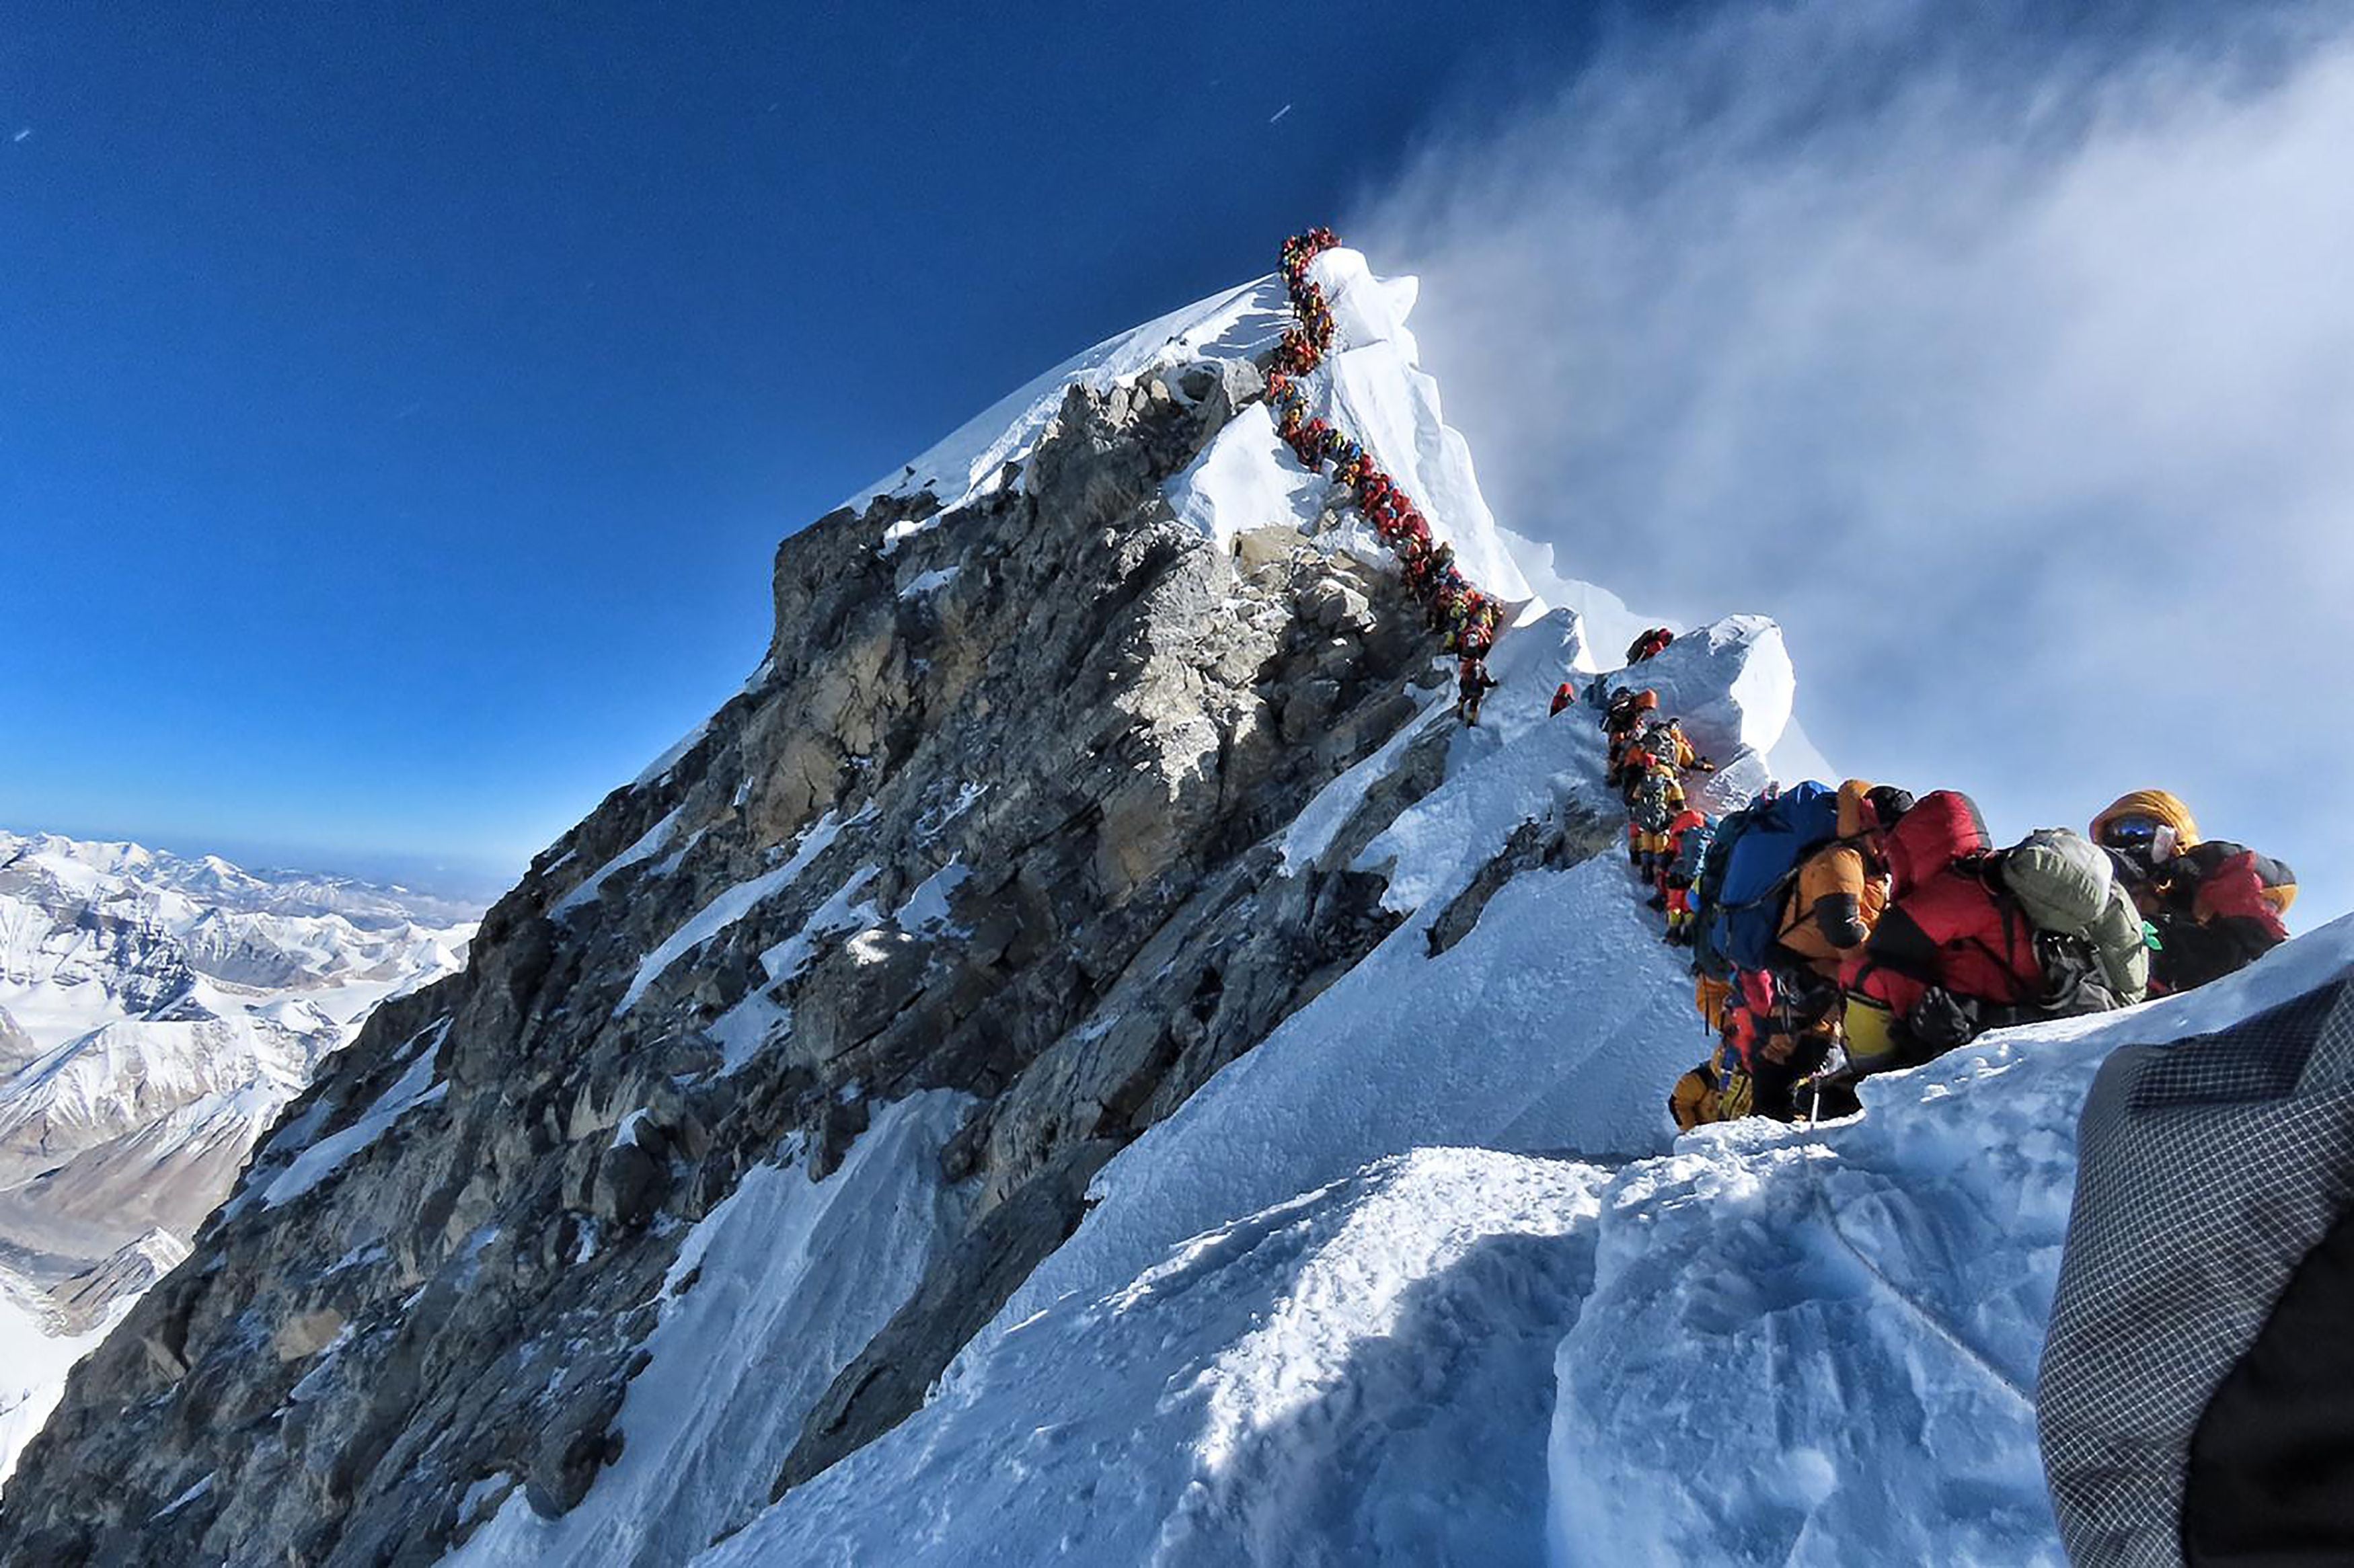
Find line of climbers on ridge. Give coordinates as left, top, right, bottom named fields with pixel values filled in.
left=1258, top=228, right=2297, bottom=1127
left=1568, top=661, right=2298, bottom=1130
left=1269, top=229, right=1507, bottom=673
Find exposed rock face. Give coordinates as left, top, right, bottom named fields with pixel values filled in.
left=0, top=362, right=1505, bottom=1565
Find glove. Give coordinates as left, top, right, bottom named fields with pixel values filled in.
left=1907, top=986, right=1980, bottom=1051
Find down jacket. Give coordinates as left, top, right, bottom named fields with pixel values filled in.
left=1773, top=779, right=1893, bottom=982
left=1843, top=791, right=2046, bottom=1066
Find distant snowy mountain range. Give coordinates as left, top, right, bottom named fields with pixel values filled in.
left=0, top=829, right=476, bottom=1479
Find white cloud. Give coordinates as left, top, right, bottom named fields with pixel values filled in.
left=1352, top=0, right=2354, bottom=923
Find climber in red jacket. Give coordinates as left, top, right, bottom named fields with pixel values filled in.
left=1625, top=627, right=1674, bottom=665
left=1841, top=789, right=2047, bottom=1074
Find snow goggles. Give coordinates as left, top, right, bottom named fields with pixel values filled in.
left=2100, top=816, right=2164, bottom=848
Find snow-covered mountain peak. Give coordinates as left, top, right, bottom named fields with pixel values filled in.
left=6, top=233, right=2333, bottom=1568
left=842, top=274, right=1291, bottom=526
left=849, top=247, right=1537, bottom=617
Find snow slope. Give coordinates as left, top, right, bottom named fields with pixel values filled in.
left=692, top=906, right=2352, bottom=1567
left=841, top=277, right=1291, bottom=528
left=701, top=1147, right=1608, bottom=1568
left=446, top=1092, right=973, bottom=1568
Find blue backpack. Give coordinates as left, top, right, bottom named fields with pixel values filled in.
left=1698, top=781, right=1842, bottom=976
left=1689, top=806, right=1759, bottom=981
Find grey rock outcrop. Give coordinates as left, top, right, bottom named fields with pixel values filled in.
left=0, top=361, right=1526, bottom=1567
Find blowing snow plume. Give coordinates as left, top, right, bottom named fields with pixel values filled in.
left=1351, top=0, right=2354, bottom=923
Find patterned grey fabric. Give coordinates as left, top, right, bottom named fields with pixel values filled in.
left=2039, top=980, right=2354, bottom=1567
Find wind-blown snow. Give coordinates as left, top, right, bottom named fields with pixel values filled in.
left=1767, top=715, right=1840, bottom=793
left=1501, top=527, right=1653, bottom=662
left=443, top=1092, right=973, bottom=1568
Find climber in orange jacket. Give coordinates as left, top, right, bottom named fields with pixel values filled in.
left=1771, top=782, right=1911, bottom=983
left=1603, top=690, right=1657, bottom=786
left=2092, top=790, right=2295, bottom=994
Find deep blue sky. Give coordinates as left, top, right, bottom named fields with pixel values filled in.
left=1, top=2, right=1609, bottom=892
left=8, top=1, right=2339, bottom=925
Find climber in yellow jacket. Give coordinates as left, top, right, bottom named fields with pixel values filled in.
left=2092, top=790, right=2296, bottom=994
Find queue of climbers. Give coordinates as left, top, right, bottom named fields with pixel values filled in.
left=1261, top=227, right=2300, bottom=1134
left=1271, top=229, right=1507, bottom=671
left=1585, top=677, right=2306, bottom=1130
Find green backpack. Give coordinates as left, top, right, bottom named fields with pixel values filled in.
left=1997, top=828, right=2151, bottom=1008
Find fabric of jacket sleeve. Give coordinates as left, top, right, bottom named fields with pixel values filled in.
left=1777, top=845, right=1874, bottom=978
left=1802, top=845, right=1872, bottom=949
